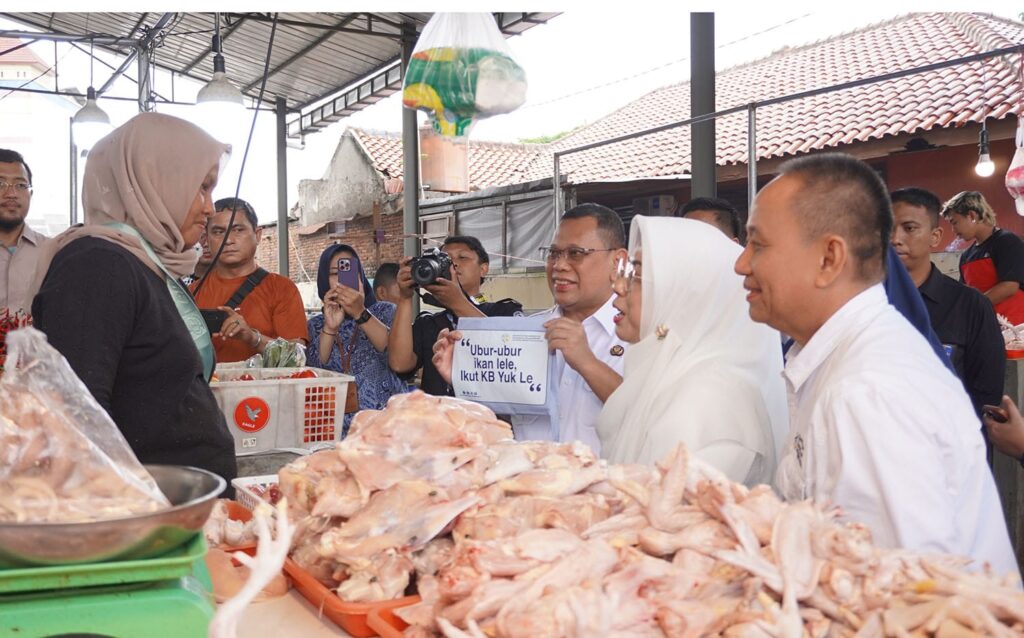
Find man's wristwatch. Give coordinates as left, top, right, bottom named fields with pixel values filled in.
left=354, top=309, right=373, bottom=325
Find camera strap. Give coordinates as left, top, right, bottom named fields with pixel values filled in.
left=224, top=268, right=270, bottom=309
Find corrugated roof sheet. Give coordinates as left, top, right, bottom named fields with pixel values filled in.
left=0, top=12, right=559, bottom=118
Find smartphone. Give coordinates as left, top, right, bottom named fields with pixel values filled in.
left=337, top=257, right=361, bottom=290
left=200, top=309, right=229, bottom=335
left=983, top=405, right=1009, bottom=423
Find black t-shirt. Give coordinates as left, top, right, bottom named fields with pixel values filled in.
left=919, top=264, right=1006, bottom=417
left=959, top=227, right=1024, bottom=284
left=411, top=298, right=524, bottom=395
left=32, top=237, right=237, bottom=484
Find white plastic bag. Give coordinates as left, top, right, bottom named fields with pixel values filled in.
left=402, top=13, right=527, bottom=137
left=0, top=327, right=169, bottom=523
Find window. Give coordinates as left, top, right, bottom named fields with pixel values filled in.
left=419, top=213, right=453, bottom=254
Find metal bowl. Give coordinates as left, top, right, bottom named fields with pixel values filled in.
left=0, top=465, right=227, bottom=567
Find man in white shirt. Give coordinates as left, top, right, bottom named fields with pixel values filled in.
left=511, top=204, right=629, bottom=454
left=0, top=149, right=47, bottom=315
left=735, top=152, right=1018, bottom=577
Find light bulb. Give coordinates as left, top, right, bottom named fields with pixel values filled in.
left=72, top=87, right=113, bottom=152
left=975, top=153, right=995, bottom=177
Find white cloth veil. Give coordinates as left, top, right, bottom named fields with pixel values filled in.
left=596, top=217, right=788, bottom=485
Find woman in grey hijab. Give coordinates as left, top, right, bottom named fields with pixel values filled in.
left=31, top=112, right=237, bottom=484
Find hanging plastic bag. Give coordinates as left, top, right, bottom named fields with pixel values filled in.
left=403, top=13, right=527, bottom=137
left=0, top=327, right=169, bottom=523
left=1005, top=118, right=1024, bottom=216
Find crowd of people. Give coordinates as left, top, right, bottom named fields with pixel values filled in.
left=3, top=112, right=1024, bottom=577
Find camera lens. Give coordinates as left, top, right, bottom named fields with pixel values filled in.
left=411, top=259, right=438, bottom=286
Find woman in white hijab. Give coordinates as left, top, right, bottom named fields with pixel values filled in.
left=596, top=217, right=787, bottom=486
left=29, top=112, right=237, bottom=484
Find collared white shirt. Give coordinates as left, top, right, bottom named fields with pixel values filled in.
left=777, top=284, right=1018, bottom=577
left=0, top=225, right=46, bottom=314
left=511, top=296, right=626, bottom=455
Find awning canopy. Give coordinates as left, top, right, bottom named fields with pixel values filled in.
left=0, top=12, right=559, bottom=136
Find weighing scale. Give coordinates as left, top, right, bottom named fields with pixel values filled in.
left=0, top=534, right=214, bottom=638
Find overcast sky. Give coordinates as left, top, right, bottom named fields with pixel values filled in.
left=4, top=3, right=1022, bottom=227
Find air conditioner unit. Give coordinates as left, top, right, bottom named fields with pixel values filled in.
left=632, top=195, right=677, bottom=216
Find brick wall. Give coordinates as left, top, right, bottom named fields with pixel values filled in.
left=256, top=210, right=407, bottom=281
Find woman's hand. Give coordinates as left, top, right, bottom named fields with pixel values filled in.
left=431, top=328, right=463, bottom=385
left=322, top=287, right=345, bottom=333
left=217, top=306, right=261, bottom=348
left=334, top=280, right=366, bottom=320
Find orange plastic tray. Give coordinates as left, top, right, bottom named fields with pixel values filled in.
left=283, top=558, right=419, bottom=637
left=366, top=597, right=420, bottom=638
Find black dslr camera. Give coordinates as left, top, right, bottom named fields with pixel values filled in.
left=410, top=248, right=453, bottom=286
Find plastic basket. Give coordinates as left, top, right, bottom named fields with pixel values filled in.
left=210, top=366, right=352, bottom=455
left=230, top=475, right=278, bottom=512
left=367, top=599, right=419, bottom=638
left=282, top=558, right=419, bottom=637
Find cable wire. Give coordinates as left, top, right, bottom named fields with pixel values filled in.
left=191, top=13, right=280, bottom=298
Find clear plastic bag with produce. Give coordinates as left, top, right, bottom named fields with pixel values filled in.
left=0, top=327, right=169, bottom=523
left=402, top=12, right=527, bottom=137
left=249, top=338, right=306, bottom=369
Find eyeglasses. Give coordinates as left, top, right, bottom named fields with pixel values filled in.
left=614, top=256, right=642, bottom=293
left=539, top=246, right=616, bottom=264
left=0, top=180, right=31, bottom=194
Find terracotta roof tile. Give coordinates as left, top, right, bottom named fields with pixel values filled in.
left=535, top=12, right=1024, bottom=184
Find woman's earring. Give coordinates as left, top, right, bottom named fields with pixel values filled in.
left=655, top=324, right=670, bottom=339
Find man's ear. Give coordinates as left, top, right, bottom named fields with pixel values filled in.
left=255, top=227, right=263, bottom=242
left=930, top=225, right=943, bottom=250
left=815, top=234, right=849, bottom=288
left=480, top=261, right=490, bottom=278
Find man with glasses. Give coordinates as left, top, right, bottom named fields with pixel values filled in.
left=0, top=149, right=47, bottom=315
left=517, top=203, right=629, bottom=454
left=191, top=197, right=308, bottom=363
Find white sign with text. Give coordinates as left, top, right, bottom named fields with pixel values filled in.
left=452, top=317, right=550, bottom=410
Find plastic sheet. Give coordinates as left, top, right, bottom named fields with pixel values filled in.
left=402, top=13, right=527, bottom=137
left=0, top=327, right=169, bottom=523
left=244, top=338, right=306, bottom=369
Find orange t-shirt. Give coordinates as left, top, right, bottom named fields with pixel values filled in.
left=191, top=271, right=308, bottom=363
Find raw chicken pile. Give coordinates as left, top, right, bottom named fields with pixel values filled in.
left=0, top=387, right=168, bottom=523
left=271, top=392, right=1024, bottom=637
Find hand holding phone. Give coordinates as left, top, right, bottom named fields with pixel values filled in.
left=337, top=257, right=361, bottom=290
left=983, top=405, right=1009, bottom=423
left=200, top=309, right=230, bottom=335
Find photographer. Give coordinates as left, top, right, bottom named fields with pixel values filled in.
left=388, top=235, right=522, bottom=395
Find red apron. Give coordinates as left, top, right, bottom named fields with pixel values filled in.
left=961, top=258, right=1024, bottom=324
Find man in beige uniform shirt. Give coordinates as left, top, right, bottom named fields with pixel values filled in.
left=0, top=149, right=47, bottom=314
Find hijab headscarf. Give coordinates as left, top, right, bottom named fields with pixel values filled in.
left=30, top=112, right=230, bottom=298
left=597, top=217, right=787, bottom=486
left=317, top=244, right=376, bottom=307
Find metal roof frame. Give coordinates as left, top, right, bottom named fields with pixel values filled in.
left=0, top=12, right=559, bottom=137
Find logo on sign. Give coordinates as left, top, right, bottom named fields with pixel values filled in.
left=234, top=397, right=270, bottom=433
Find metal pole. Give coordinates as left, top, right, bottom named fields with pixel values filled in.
left=690, top=12, right=715, bottom=199
left=747, top=104, right=757, bottom=212
left=553, top=153, right=561, bottom=225
left=401, top=21, right=420, bottom=260
left=137, top=45, right=152, bottom=112
left=276, top=95, right=289, bottom=278
left=69, top=117, right=78, bottom=226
